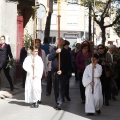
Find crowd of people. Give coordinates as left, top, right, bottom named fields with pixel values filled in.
left=0, top=35, right=120, bottom=116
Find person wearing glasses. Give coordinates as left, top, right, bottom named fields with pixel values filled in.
left=108, top=45, right=119, bottom=101
left=97, top=44, right=112, bottom=106
left=0, top=35, right=14, bottom=91
left=23, top=46, right=44, bottom=108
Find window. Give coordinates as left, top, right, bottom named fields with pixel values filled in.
left=67, top=15, right=78, bottom=25
left=68, top=0, right=78, bottom=4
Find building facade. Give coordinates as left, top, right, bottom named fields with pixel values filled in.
left=50, top=1, right=89, bottom=45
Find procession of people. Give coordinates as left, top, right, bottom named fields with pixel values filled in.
left=0, top=35, right=120, bottom=116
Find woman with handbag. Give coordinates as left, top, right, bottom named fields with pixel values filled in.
left=97, top=44, right=112, bottom=106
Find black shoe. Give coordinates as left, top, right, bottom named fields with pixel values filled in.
left=112, top=96, right=117, bottom=101
left=81, top=100, right=85, bottom=104
left=56, top=104, right=62, bottom=110
left=30, top=103, right=35, bottom=108
left=10, top=86, right=14, bottom=91
left=65, top=96, right=71, bottom=101
left=46, top=92, right=51, bottom=96
left=34, top=102, right=39, bottom=108
left=105, top=100, right=109, bottom=106
left=75, top=78, right=79, bottom=81
left=96, top=110, right=101, bottom=115
left=37, top=100, right=42, bottom=104
left=21, top=83, right=25, bottom=88
left=86, top=113, right=94, bottom=116
left=63, top=98, right=65, bottom=102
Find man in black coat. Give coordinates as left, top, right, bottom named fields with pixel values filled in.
left=48, top=38, right=71, bottom=110
left=0, top=35, right=14, bottom=91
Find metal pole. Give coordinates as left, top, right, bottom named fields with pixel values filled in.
left=92, top=0, right=95, bottom=94
left=57, top=0, right=61, bottom=71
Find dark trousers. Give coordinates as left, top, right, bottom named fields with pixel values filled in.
left=101, top=76, right=111, bottom=102
left=74, top=61, right=78, bottom=80
left=46, top=71, right=52, bottom=94
left=22, top=68, right=27, bottom=88
left=0, top=67, right=14, bottom=88
left=52, top=72, right=67, bottom=105
left=79, top=72, right=85, bottom=101
left=64, top=73, right=71, bottom=98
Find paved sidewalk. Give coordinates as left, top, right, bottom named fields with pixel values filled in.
left=1, top=82, right=24, bottom=95
left=0, top=76, right=120, bottom=120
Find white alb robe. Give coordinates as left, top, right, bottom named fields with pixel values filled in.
left=82, top=63, right=103, bottom=113
left=23, top=55, right=44, bottom=103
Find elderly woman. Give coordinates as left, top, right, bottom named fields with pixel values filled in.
left=108, top=45, right=120, bottom=101
left=76, top=43, right=92, bottom=103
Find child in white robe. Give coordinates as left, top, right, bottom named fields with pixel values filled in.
left=82, top=54, right=103, bottom=115
left=23, top=46, right=44, bottom=108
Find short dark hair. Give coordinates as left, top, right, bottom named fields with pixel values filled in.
left=30, top=46, right=38, bottom=51
left=93, top=53, right=99, bottom=59
left=80, top=43, right=88, bottom=50
left=35, top=39, right=41, bottom=43
left=97, top=44, right=105, bottom=49
left=1, top=35, right=5, bottom=40
left=64, top=40, right=70, bottom=46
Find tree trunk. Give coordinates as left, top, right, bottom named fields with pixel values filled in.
left=101, top=26, right=106, bottom=45
left=88, top=2, right=92, bottom=41
left=44, top=12, right=52, bottom=40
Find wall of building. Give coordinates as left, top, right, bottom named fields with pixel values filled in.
left=50, top=2, right=89, bottom=45
left=25, top=0, right=48, bottom=42
left=0, top=0, right=17, bottom=58
left=0, top=0, right=17, bottom=87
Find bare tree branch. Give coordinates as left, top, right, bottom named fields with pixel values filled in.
left=105, top=15, right=120, bottom=28
left=101, top=0, right=111, bottom=18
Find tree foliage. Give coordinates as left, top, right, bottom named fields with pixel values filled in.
left=80, top=0, right=120, bottom=44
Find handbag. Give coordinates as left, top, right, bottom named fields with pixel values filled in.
left=104, top=66, right=112, bottom=78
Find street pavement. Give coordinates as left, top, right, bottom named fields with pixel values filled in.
left=0, top=75, right=120, bottom=120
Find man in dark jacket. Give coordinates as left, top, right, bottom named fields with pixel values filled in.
left=48, top=38, right=71, bottom=110
left=0, top=35, right=14, bottom=91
